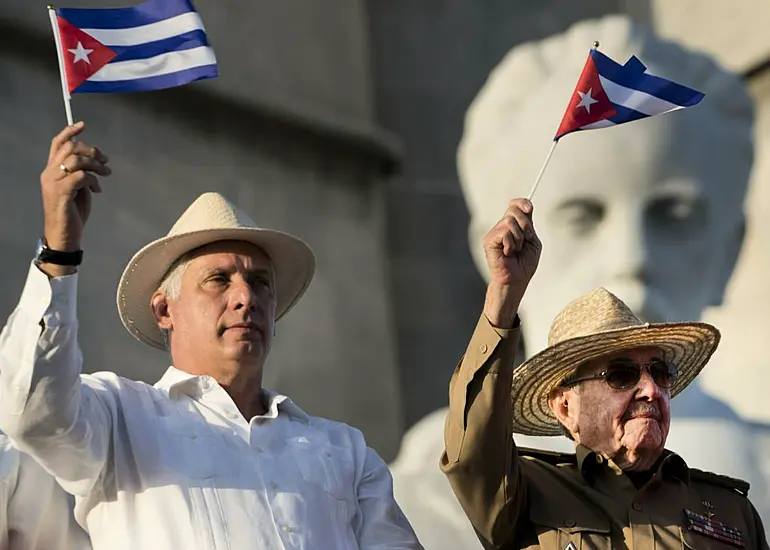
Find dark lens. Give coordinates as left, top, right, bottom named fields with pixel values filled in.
left=605, top=363, right=642, bottom=390
left=649, top=359, right=676, bottom=388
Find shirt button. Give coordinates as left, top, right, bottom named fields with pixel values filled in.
left=479, top=344, right=488, bottom=354
left=281, top=525, right=293, bottom=533
left=633, top=502, right=643, bottom=512
left=227, top=412, right=239, bottom=420
left=565, top=519, right=576, bottom=527
left=270, top=481, right=278, bottom=490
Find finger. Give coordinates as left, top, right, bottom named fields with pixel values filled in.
left=48, top=122, right=85, bottom=164
left=65, top=155, right=112, bottom=177
left=505, top=198, right=533, bottom=216
left=72, top=141, right=109, bottom=164
left=82, top=173, right=102, bottom=193
left=501, top=230, right=516, bottom=257
left=501, top=216, right=525, bottom=251
left=507, top=207, right=535, bottom=240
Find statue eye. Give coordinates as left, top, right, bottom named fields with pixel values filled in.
left=556, top=199, right=605, bottom=236
left=648, top=196, right=705, bottom=228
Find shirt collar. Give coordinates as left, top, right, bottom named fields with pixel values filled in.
left=576, top=443, right=690, bottom=485
left=154, top=366, right=310, bottom=423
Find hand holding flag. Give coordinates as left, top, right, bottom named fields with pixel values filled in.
left=527, top=43, right=705, bottom=200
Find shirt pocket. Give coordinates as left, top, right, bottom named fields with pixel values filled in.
left=531, top=508, right=612, bottom=550
left=157, top=414, right=217, bottom=480
left=287, top=436, right=354, bottom=501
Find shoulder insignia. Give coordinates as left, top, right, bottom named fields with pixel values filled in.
left=690, top=468, right=750, bottom=497
left=519, top=446, right=577, bottom=466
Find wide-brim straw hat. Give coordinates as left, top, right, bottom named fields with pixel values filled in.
left=117, top=192, right=315, bottom=350
left=512, top=288, right=720, bottom=436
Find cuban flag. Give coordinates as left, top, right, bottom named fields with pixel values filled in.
left=53, top=0, right=217, bottom=94
left=554, top=49, right=704, bottom=140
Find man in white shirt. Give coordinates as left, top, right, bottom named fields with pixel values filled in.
left=0, top=122, right=422, bottom=550
left=0, top=435, right=90, bottom=550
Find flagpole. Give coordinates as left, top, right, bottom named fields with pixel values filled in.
left=527, top=41, right=601, bottom=201
left=526, top=140, right=558, bottom=201
left=48, top=5, right=75, bottom=126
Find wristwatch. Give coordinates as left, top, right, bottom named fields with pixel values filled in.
left=35, top=238, right=83, bottom=266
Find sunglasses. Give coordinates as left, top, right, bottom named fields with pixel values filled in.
left=561, top=357, right=678, bottom=391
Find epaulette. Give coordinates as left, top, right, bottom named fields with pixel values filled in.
left=519, top=447, right=577, bottom=466
left=690, top=468, right=750, bottom=497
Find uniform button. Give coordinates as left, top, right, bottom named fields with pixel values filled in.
left=633, top=502, right=643, bottom=512
left=595, top=455, right=604, bottom=464
left=565, top=519, right=576, bottom=527
left=480, top=344, right=488, bottom=354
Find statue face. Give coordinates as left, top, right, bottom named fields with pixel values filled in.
left=470, top=117, right=745, bottom=354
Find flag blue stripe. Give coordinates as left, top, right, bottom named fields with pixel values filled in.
left=607, top=103, right=650, bottom=125
left=57, top=0, right=196, bottom=30
left=73, top=64, right=217, bottom=94
left=110, top=30, right=208, bottom=62
left=591, top=49, right=704, bottom=108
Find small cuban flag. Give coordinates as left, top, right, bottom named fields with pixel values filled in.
left=554, top=47, right=704, bottom=140
left=51, top=0, right=217, bottom=94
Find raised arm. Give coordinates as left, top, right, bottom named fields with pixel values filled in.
left=0, top=122, right=114, bottom=496
left=440, top=198, right=541, bottom=547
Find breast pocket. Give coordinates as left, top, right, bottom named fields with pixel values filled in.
left=158, top=415, right=217, bottom=480
left=531, top=511, right=612, bottom=550
left=287, top=437, right=354, bottom=501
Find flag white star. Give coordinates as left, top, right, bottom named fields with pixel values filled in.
left=68, top=42, right=94, bottom=65
left=576, top=88, right=599, bottom=113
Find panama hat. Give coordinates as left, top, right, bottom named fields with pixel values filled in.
left=512, top=288, right=720, bottom=436
left=117, top=192, right=315, bottom=350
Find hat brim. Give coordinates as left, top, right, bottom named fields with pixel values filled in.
left=511, top=322, right=720, bottom=436
left=117, top=227, right=315, bottom=350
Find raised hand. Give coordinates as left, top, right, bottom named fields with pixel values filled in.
left=39, top=122, right=110, bottom=276
left=482, top=198, right=542, bottom=328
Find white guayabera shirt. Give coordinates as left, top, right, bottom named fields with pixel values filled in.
left=0, top=435, right=91, bottom=550
left=0, top=264, right=422, bottom=550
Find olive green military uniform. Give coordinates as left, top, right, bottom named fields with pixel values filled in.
left=441, top=314, right=769, bottom=549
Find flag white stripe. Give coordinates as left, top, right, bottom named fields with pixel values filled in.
left=89, top=46, right=216, bottom=81
left=82, top=12, right=205, bottom=47
left=581, top=119, right=616, bottom=130
left=599, top=75, right=683, bottom=116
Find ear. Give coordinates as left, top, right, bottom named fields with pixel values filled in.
left=708, top=219, right=745, bottom=307
left=150, top=291, right=173, bottom=330
left=549, top=386, right=579, bottom=437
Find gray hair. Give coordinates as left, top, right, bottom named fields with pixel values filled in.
left=156, top=250, right=197, bottom=350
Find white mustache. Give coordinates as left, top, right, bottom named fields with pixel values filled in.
left=623, top=402, right=661, bottom=421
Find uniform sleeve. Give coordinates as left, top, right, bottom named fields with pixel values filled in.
left=440, top=312, right=526, bottom=547
left=7, top=448, right=91, bottom=550
left=354, top=444, right=423, bottom=549
left=749, top=499, right=769, bottom=550
left=0, top=262, right=114, bottom=497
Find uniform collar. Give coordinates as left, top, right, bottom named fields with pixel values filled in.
left=576, top=443, right=690, bottom=485
left=154, top=366, right=310, bottom=423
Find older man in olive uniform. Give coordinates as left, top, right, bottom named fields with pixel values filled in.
left=441, top=198, right=768, bottom=549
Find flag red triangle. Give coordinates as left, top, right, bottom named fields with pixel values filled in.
left=56, top=15, right=118, bottom=93
left=554, top=53, right=616, bottom=140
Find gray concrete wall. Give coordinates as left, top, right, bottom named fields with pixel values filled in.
left=0, top=2, right=405, bottom=459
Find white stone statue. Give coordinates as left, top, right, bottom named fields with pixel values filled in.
left=391, top=15, right=768, bottom=547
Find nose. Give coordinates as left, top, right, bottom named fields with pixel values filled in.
left=230, top=278, right=257, bottom=312
left=604, top=206, right=650, bottom=284
left=634, top=368, right=662, bottom=401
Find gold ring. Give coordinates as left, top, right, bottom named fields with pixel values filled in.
left=60, top=163, right=71, bottom=175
